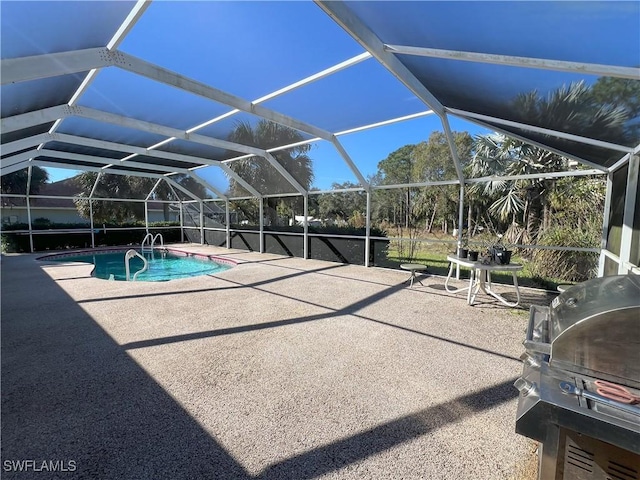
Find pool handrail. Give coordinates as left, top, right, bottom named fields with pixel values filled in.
left=141, top=233, right=154, bottom=253
left=141, top=233, right=164, bottom=253
left=152, top=233, right=164, bottom=250
left=125, top=249, right=148, bottom=281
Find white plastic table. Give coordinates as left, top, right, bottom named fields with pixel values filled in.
left=445, top=255, right=523, bottom=306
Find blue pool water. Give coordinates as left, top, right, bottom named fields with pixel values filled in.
left=44, top=250, right=232, bottom=282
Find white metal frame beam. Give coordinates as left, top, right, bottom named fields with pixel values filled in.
left=2, top=131, right=264, bottom=199
left=598, top=171, right=614, bottom=276
left=383, top=45, right=640, bottom=80
left=618, top=154, right=639, bottom=274
left=114, top=51, right=332, bottom=141
left=30, top=160, right=170, bottom=180
left=447, top=107, right=634, bottom=154
left=1, top=133, right=51, bottom=155
left=466, top=169, right=605, bottom=184
left=11, top=132, right=220, bottom=167
left=216, top=164, right=262, bottom=199
left=0, top=2, right=150, bottom=86
left=1, top=161, right=31, bottom=176
left=0, top=48, right=111, bottom=85
left=2, top=105, right=303, bottom=195
left=315, top=0, right=445, bottom=117
left=113, top=51, right=366, bottom=188
left=1, top=105, right=68, bottom=133
left=446, top=110, right=610, bottom=172
left=2, top=150, right=37, bottom=169
left=38, top=1, right=151, bottom=167
left=314, top=0, right=468, bottom=249
left=31, top=149, right=227, bottom=200
left=105, top=51, right=372, bottom=189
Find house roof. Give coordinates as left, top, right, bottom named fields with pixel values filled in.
left=1, top=1, right=638, bottom=200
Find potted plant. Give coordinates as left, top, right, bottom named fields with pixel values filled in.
left=492, top=236, right=514, bottom=264
left=457, top=237, right=469, bottom=258
left=465, top=235, right=480, bottom=261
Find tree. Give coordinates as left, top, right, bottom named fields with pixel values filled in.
left=317, top=181, right=366, bottom=224
left=530, top=176, right=606, bottom=281
left=412, top=131, right=473, bottom=233
left=226, top=120, right=313, bottom=225
left=73, top=173, right=199, bottom=223
left=1, top=166, right=49, bottom=194
left=513, top=81, right=628, bottom=146
left=376, top=145, right=416, bottom=228
left=374, top=133, right=472, bottom=233
left=467, top=81, right=629, bottom=247
left=468, top=132, right=569, bottom=244
left=73, top=173, right=155, bottom=223
left=590, top=77, right=640, bottom=139
left=591, top=77, right=640, bottom=120
left=412, top=131, right=471, bottom=181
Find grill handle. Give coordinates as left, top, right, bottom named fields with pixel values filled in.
left=559, top=381, right=640, bottom=417
left=523, top=305, right=551, bottom=356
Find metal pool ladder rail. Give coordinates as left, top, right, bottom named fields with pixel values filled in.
left=125, top=249, right=148, bottom=281
left=141, top=233, right=164, bottom=253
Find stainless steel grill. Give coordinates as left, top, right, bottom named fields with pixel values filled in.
left=515, top=274, right=640, bottom=479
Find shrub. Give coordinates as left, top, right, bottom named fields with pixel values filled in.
left=530, top=225, right=599, bottom=282
left=32, top=217, right=52, bottom=227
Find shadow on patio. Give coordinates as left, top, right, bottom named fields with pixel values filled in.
left=1, top=254, right=526, bottom=478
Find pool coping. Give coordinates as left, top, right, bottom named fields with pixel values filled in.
left=37, top=246, right=239, bottom=281
left=36, top=246, right=239, bottom=268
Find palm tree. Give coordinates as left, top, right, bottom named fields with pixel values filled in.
left=226, top=120, right=313, bottom=225
left=467, top=81, right=630, bottom=246
left=467, top=133, right=566, bottom=244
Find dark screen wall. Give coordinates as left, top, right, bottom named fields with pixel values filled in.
left=188, top=228, right=388, bottom=266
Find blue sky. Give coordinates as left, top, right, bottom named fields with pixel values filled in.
left=37, top=0, right=492, bottom=190
left=45, top=114, right=491, bottom=190
left=16, top=1, right=635, bottom=191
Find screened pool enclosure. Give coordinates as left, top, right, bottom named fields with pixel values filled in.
left=1, top=1, right=639, bottom=277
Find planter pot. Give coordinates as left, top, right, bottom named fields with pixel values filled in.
left=468, top=250, right=479, bottom=261
left=495, top=249, right=512, bottom=264
left=457, top=248, right=468, bottom=259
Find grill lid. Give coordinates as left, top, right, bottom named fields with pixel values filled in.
left=549, top=274, right=640, bottom=389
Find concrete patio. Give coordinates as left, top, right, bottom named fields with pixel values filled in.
left=1, top=245, right=555, bottom=479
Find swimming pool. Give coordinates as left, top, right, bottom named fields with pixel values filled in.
left=39, top=248, right=235, bottom=282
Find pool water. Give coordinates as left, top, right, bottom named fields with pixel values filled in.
left=45, top=250, right=232, bottom=282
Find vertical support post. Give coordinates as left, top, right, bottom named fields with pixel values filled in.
left=144, top=201, right=149, bottom=233
left=89, top=173, right=102, bottom=249
left=225, top=199, right=231, bottom=249
left=456, top=183, right=465, bottom=280
left=90, top=200, right=95, bottom=248
left=303, top=194, right=309, bottom=260
left=619, top=154, right=639, bottom=274
left=179, top=200, right=184, bottom=243
left=259, top=198, right=264, bottom=253
left=199, top=201, right=204, bottom=245
left=26, top=166, right=34, bottom=253
left=26, top=196, right=34, bottom=252
left=598, top=172, right=614, bottom=277
left=365, top=190, right=371, bottom=267
left=144, top=179, right=161, bottom=236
